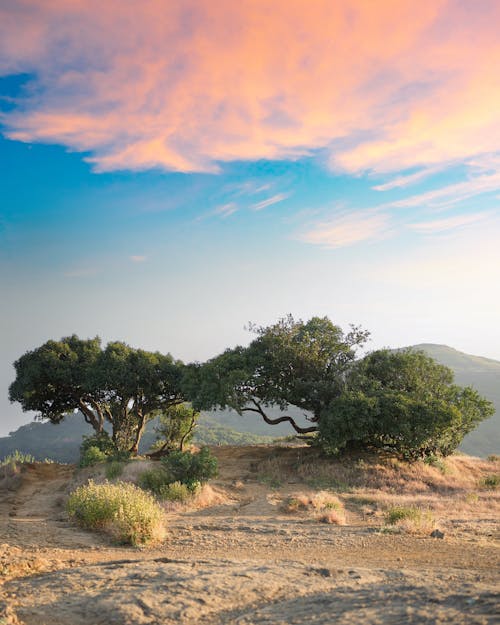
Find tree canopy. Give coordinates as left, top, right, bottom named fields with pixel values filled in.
left=185, top=315, right=370, bottom=433
left=317, top=349, right=495, bottom=458
left=9, top=319, right=495, bottom=460
left=9, top=335, right=185, bottom=454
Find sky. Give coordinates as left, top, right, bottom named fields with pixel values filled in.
left=1, top=0, right=500, bottom=435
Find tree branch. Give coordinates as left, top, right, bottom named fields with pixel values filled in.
left=244, top=399, right=318, bottom=434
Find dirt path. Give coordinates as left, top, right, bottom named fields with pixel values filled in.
left=1, top=459, right=499, bottom=624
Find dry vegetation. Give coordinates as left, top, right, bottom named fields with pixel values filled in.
left=1, top=445, right=499, bottom=624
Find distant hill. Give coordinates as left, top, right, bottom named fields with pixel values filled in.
left=408, top=344, right=500, bottom=457
left=0, top=411, right=276, bottom=463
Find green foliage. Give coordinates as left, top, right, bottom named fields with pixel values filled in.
left=81, top=433, right=116, bottom=456
left=157, top=481, right=193, bottom=502
left=105, top=461, right=124, bottom=480
left=137, top=468, right=170, bottom=495
left=67, top=480, right=165, bottom=546
left=79, top=446, right=107, bottom=467
left=318, top=349, right=495, bottom=459
left=480, top=474, right=499, bottom=489
left=153, top=403, right=198, bottom=453
left=0, top=450, right=35, bottom=467
left=9, top=335, right=185, bottom=455
left=385, top=506, right=422, bottom=525
left=424, top=455, right=449, bottom=474
left=160, top=446, right=218, bottom=489
left=186, top=315, right=369, bottom=434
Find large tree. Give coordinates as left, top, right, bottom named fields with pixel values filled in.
left=318, top=349, right=495, bottom=458
left=9, top=335, right=185, bottom=454
left=185, top=315, right=370, bottom=433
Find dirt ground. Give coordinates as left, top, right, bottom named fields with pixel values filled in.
left=0, top=447, right=499, bottom=624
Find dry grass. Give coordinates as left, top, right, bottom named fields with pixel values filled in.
left=281, top=490, right=346, bottom=524
left=383, top=506, right=436, bottom=535
left=252, top=447, right=500, bottom=495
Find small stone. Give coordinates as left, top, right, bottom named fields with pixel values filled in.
left=430, top=529, right=445, bottom=539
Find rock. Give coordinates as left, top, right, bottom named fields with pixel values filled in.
left=430, top=529, right=445, bottom=539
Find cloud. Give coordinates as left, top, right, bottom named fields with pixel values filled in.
left=0, top=0, right=499, bottom=179
left=408, top=211, right=493, bottom=234
left=212, top=203, right=238, bottom=218
left=388, top=169, right=500, bottom=210
left=373, top=166, right=443, bottom=191
left=299, top=210, right=391, bottom=249
left=130, top=255, right=147, bottom=262
left=252, top=193, right=289, bottom=211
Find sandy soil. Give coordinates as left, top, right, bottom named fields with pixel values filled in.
left=1, top=449, right=499, bottom=624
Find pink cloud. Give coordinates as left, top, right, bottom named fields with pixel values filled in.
left=1, top=1, right=499, bottom=174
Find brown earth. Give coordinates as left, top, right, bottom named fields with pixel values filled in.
left=1, top=447, right=499, bottom=624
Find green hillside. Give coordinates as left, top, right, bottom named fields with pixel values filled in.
left=410, top=344, right=500, bottom=456
left=0, top=412, right=275, bottom=463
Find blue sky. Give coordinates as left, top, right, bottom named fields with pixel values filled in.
left=1, top=1, right=500, bottom=434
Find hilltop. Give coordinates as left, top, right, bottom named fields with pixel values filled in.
left=1, top=447, right=499, bottom=624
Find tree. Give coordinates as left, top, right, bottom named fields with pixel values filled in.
left=9, top=335, right=105, bottom=433
left=186, top=315, right=370, bottom=433
left=149, top=403, right=199, bottom=457
left=9, top=336, right=185, bottom=455
left=317, top=349, right=495, bottom=459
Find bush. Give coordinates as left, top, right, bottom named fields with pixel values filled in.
left=67, top=480, right=165, bottom=546
left=384, top=505, right=435, bottom=534
left=157, top=481, right=193, bottom=502
left=161, top=446, right=218, bottom=489
left=79, top=433, right=131, bottom=466
left=137, top=468, right=170, bottom=495
left=79, top=445, right=107, bottom=467
left=385, top=506, right=422, bottom=525
left=105, top=460, right=124, bottom=480
left=0, top=450, right=35, bottom=468
left=480, top=474, right=499, bottom=489
left=318, top=350, right=494, bottom=460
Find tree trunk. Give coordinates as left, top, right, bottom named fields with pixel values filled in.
left=78, top=400, right=104, bottom=434
left=129, top=412, right=147, bottom=456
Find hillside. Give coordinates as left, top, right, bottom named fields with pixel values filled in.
left=410, top=344, right=500, bottom=456
left=1, top=448, right=499, bottom=624
left=0, top=412, right=275, bottom=463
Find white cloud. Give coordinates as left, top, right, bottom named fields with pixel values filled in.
left=213, top=203, right=238, bottom=218
left=408, top=211, right=493, bottom=234
left=373, top=166, right=443, bottom=191
left=299, top=210, right=391, bottom=249
left=252, top=193, right=290, bottom=211
left=130, top=255, right=147, bottom=262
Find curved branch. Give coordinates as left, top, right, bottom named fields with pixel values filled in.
left=244, top=399, right=318, bottom=434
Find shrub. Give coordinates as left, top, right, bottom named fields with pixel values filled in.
left=157, top=481, right=192, bottom=502
left=385, top=506, right=422, bottom=525
left=79, top=445, right=107, bottom=467
left=384, top=505, right=435, bottom=534
left=480, top=474, right=499, bottom=489
left=0, top=450, right=35, bottom=468
left=137, top=468, right=170, bottom=495
left=318, top=350, right=494, bottom=460
left=81, top=433, right=116, bottom=456
left=67, top=480, right=165, bottom=546
left=161, top=446, right=218, bottom=489
left=105, top=460, right=124, bottom=480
